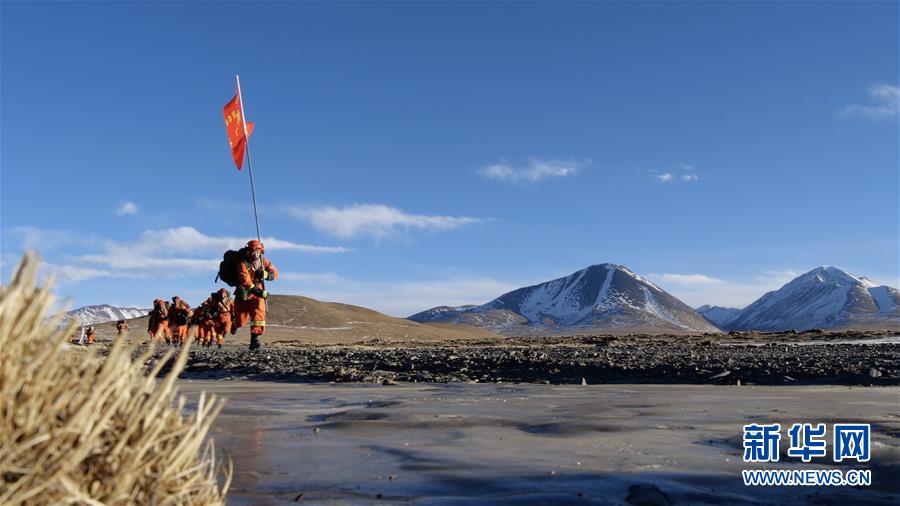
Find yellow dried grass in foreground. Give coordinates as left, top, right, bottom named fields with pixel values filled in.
left=0, top=254, right=231, bottom=505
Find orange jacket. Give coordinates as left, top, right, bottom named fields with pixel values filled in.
left=169, top=300, right=192, bottom=325
left=237, top=257, right=278, bottom=298
left=192, top=299, right=214, bottom=324
left=217, top=297, right=234, bottom=318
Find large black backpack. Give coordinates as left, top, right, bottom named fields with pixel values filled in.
left=216, top=250, right=243, bottom=287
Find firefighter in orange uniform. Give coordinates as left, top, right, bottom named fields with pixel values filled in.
left=169, top=296, right=192, bottom=346
left=148, top=299, right=171, bottom=343
left=213, top=288, right=233, bottom=349
left=85, top=326, right=96, bottom=345
left=233, top=240, right=277, bottom=350
left=116, top=319, right=129, bottom=340
left=192, top=296, right=215, bottom=347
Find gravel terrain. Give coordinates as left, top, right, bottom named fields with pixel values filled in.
left=147, top=330, right=900, bottom=386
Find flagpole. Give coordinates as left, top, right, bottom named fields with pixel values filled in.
left=236, top=74, right=262, bottom=242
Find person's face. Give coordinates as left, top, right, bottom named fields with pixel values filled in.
left=251, top=249, right=262, bottom=261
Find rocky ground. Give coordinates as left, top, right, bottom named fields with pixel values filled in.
left=136, top=330, right=900, bottom=386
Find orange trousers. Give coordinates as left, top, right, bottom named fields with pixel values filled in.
left=173, top=324, right=188, bottom=344
left=215, top=315, right=231, bottom=345
left=235, top=298, right=266, bottom=336
left=149, top=320, right=171, bottom=342
left=198, top=321, right=215, bottom=345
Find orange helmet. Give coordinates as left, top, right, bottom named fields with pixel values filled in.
left=246, top=239, right=265, bottom=252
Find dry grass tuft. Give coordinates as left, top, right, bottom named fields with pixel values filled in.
left=0, top=254, right=230, bottom=504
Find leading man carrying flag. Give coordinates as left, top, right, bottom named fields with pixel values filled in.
left=220, top=76, right=276, bottom=351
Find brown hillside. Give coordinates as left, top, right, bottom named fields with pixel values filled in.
left=92, top=294, right=498, bottom=345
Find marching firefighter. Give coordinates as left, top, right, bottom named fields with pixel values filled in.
left=233, top=239, right=277, bottom=350
left=213, top=288, right=233, bottom=349
left=116, top=319, right=129, bottom=340
left=193, top=295, right=216, bottom=348
left=148, top=299, right=171, bottom=343
left=85, top=326, right=96, bottom=345
left=169, top=296, right=192, bottom=346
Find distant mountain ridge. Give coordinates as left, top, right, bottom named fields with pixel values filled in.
left=56, top=304, right=149, bottom=327
left=725, top=267, right=899, bottom=331
left=409, top=264, right=720, bottom=335
left=696, top=305, right=742, bottom=328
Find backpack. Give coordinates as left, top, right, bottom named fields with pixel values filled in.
left=153, top=300, right=168, bottom=319
left=216, top=250, right=243, bottom=287
left=172, top=305, right=190, bottom=326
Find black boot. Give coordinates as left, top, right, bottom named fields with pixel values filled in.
left=249, top=334, right=261, bottom=351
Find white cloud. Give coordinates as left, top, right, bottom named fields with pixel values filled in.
left=277, top=271, right=520, bottom=316
left=77, top=254, right=219, bottom=272
left=479, top=158, right=587, bottom=183
left=116, top=201, right=138, bottom=216
left=646, top=273, right=726, bottom=285
left=117, top=226, right=351, bottom=255
left=9, top=226, right=349, bottom=284
left=646, top=269, right=801, bottom=308
left=43, top=263, right=117, bottom=283
left=654, top=166, right=699, bottom=184
left=839, top=84, right=900, bottom=120
left=11, top=227, right=95, bottom=251
left=286, top=204, right=484, bottom=239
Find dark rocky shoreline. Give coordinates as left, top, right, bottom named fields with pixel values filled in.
left=149, top=330, right=900, bottom=386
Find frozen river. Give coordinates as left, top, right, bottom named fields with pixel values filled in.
left=179, top=381, right=900, bottom=505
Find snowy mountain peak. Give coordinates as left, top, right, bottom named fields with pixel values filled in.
left=798, top=266, right=876, bottom=288
left=726, top=267, right=899, bottom=331
left=409, top=263, right=719, bottom=335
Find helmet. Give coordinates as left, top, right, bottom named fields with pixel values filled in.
left=246, top=239, right=265, bottom=252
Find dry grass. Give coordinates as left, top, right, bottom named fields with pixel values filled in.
left=0, top=254, right=230, bottom=505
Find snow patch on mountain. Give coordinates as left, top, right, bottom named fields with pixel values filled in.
left=55, top=305, right=149, bottom=327
left=868, top=286, right=898, bottom=314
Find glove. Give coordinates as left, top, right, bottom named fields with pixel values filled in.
left=265, top=270, right=275, bottom=281
left=250, top=287, right=268, bottom=299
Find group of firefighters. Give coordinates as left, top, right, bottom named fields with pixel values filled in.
left=146, top=239, right=277, bottom=350
left=146, top=292, right=231, bottom=349
left=79, top=319, right=128, bottom=345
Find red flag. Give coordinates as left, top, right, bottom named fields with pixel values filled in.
left=223, top=88, right=254, bottom=170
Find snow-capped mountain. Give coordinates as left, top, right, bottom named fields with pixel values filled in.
left=726, top=267, right=900, bottom=331
left=55, top=305, right=149, bottom=327
left=409, top=264, right=720, bottom=335
left=696, top=305, right=742, bottom=328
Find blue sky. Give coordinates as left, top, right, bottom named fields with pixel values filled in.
left=2, top=1, right=898, bottom=315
